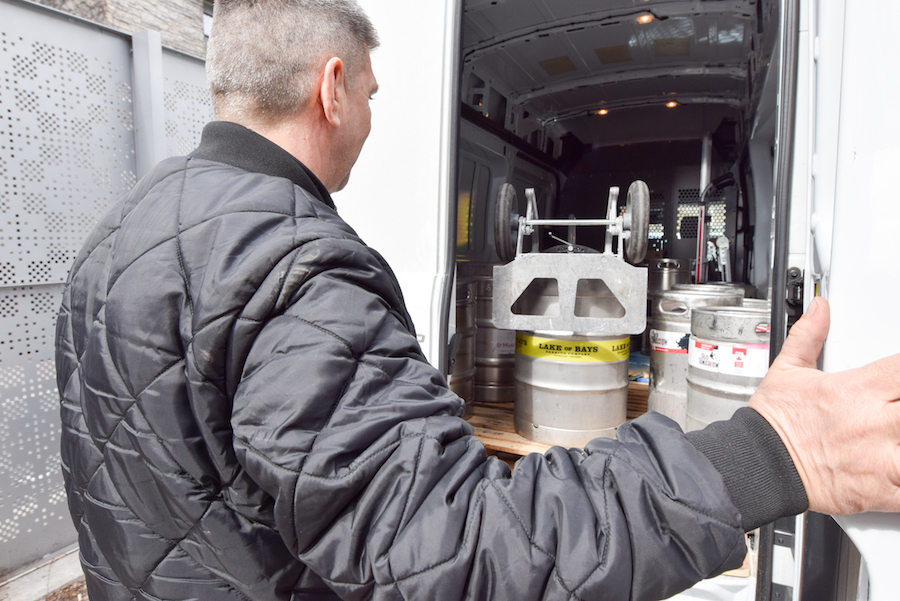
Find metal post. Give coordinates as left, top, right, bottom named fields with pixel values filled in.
left=695, top=134, right=712, bottom=283
left=438, top=0, right=463, bottom=375
left=769, top=0, right=800, bottom=363
left=132, top=30, right=168, bottom=179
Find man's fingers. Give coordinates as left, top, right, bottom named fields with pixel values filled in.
left=772, top=297, right=830, bottom=370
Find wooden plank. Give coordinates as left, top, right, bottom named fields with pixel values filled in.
left=627, top=381, right=649, bottom=420
left=468, top=402, right=552, bottom=455
left=467, top=406, right=516, bottom=432
left=472, top=426, right=553, bottom=456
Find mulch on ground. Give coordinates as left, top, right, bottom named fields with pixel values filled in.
left=43, top=579, right=87, bottom=601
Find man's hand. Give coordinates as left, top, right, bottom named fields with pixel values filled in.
left=749, top=297, right=900, bottom=515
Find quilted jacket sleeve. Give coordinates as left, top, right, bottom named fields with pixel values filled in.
left=230, top=234, right=747, bottom=601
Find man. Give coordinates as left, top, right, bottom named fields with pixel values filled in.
left=56, top=1, right=900, bottom=600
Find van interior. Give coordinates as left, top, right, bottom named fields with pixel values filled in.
left=449, top=3, right=851, bottom=597
left=455, top=0, right=782, bottom=290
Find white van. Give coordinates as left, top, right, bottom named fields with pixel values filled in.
left=338, top=1, right=900, bottom=600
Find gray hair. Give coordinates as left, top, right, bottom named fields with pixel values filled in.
left=207, top=0, right=379, bottom=122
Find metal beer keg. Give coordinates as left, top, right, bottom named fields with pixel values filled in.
left=685, top=305, right=771, bottom=431
left=458, top=262, right=517, bottom=403
left=672, top=282, right=753, bottom=296
left=509, top=276, right=632, bottom=446
left=649, top=257, right=692, bottom=291
left=448, top=279, right=476, bottom=419
left=514, top=330, right=630, bottom=446
left=474, top=276, right=516, bottom=402
left=742, top=297, right=772, bottom=310
left=647, top=287, right=743, bottom=428
left=642, top=258, right=692, bottom=353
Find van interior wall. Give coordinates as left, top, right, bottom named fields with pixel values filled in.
left=459, top=127, right=752, bottom=286
left=457, top=116, right=566, bottom=265
left=556, top=137, right=743, bottom=273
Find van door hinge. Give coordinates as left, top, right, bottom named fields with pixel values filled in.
left=786, top=267, right=804, bottom=328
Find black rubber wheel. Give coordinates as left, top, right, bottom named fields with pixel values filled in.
left=625, top=180, right=650, bottom=264
left=494, top=183, right=518, bottom=263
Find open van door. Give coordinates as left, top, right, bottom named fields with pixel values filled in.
left=801, top=1, right=900, bottom=599
left=337, top=0, right=462, bottom=369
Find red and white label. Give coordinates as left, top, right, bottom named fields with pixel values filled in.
left=649, top=329, right=690, bottom=354
left=688, top=338, right=770, bottom=377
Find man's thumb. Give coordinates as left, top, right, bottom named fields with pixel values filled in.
left=772, top=296, right=830, bottom=370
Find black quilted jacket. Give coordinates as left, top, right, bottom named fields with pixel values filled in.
left=57, top=122, right=801, bottom=601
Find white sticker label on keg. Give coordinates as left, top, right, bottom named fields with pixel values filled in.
left=492, top=330, right=516, bottom=356
left=688, top=338, right=770, bottom=377
left=649, top=329, right=690, bottom=354
left=516, top=334, right=630, bottom=363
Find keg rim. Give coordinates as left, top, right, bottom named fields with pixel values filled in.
left=652, top=288, right=745, bottom=300
left=691, top=305, right=772, bottom=319
left=527, top=329, right=631, bottom=339
left=741, top=298, right=772, bottom=308
left=671, top=283, right=747, bottom=294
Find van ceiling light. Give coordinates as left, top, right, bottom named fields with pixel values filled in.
left=636, top=13, right=654, bottom=25
left=666, top=101, right=678, bottom=108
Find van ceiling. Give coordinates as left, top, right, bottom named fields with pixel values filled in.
left=462, top=0, right=778, bottom=152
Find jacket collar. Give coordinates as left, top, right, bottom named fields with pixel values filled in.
left=190, top=121, right=335, bottom=210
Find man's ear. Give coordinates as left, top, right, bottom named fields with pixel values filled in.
left=320, top=57, right=345, bottom=128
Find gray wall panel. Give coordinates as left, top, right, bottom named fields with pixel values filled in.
left=1, top=0, right=136, bottom=576
left=162, top=47, right=212, bottom=157
left=1, top=0, right=208, bottom=577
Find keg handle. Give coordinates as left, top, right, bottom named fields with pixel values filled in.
left=656, top=259, right=683, bottom=271
left=658, top=300, right=689, bottom=315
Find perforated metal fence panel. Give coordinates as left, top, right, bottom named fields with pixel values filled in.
left=163, top=48, right=211, bottom=158
left=0, top=0, right=210, bottom=577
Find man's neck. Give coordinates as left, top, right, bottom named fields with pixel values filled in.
left=227, top=112, right=339, bottom=193
left=191, top=121, right=334, bottom=209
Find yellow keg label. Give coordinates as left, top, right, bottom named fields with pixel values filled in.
left=515, top=334, right=630, bottom=363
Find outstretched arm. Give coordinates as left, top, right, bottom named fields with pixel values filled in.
left=231, top=236, right=748, bottom=601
